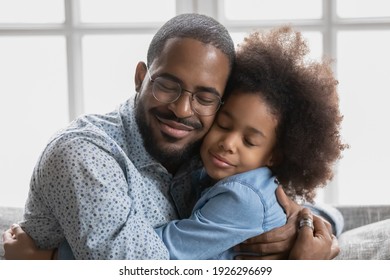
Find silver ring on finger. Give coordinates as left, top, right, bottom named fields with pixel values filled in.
left=299, top=217, right=314, bottom=230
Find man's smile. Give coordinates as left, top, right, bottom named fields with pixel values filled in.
left=156, top=115, right=195, bottom=139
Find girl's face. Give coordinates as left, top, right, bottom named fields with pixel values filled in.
left=200, top=91, right=278, bottom=180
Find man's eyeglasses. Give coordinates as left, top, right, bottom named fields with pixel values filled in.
left=146, top=67, right=223, bottom=116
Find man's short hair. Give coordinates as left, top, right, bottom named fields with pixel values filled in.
left=147, top=13, right=235, bottom=71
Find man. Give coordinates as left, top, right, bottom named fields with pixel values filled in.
left=2, top=13, right=336, bottom=260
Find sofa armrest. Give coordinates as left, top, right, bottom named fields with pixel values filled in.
left=336, top=205, right=390, bottom=232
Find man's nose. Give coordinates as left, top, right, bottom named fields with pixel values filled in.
left=168, top=91, right=194, bottom=118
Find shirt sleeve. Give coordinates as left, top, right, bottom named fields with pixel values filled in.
left=155, top=182, right=265, bottom=259
left=22, top=136, right=168, bottom=259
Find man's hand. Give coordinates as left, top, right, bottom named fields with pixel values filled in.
left=2, top=224, right=53, bottom=260
left=234, top=186, right=339, bottom=260
left=289, top=208, right=340, bottom=259
left=235, top=186, right=301, bottom=259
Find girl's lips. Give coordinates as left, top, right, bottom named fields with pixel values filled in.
left=210, top=152, right=235, bottom=168
left=156, top=116, right=194, bottom=139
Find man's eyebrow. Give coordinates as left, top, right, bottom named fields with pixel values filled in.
left=157, top=72, right=222, bottom=97
left=155, top=72, right=181, bottom=83
left=196, top=86, right=221, bottom=97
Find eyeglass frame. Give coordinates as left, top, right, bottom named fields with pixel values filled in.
left=146, top=67, right=223, bottom=116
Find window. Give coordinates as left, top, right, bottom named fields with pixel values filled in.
left=0, top=0, right=178, bottom=207
left=0, top=35, right=68, bottom=208
left=337, top=0, right=390, bottom=18
left=217, top=0, right=390, bottom=205
left=223, top=0, right=322, bottom=20
left=337, top=30, right=390, bottom=205
left=79, top=0, right=176, bottom=23
left=82, top=34, right=153, bottom=114
left=0, top=0, right=64, bottom=23
left=1, top=0, right=389, bottom=207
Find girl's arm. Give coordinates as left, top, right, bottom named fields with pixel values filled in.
left=155, top=182, right=284, bottom=259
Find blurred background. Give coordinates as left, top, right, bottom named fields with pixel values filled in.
left=1, top=0, right=389, bottom=208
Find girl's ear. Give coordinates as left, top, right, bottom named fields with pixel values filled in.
left=266, top=149, right=283, bottom=167
left=134, top=61, right=147, bottom=93
left=266, top=156, right=274, bottom=167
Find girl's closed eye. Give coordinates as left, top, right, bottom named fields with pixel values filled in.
left=216, top=120, right=230, bottom=130
left=243, top=138, right=255, bottom=147
left=243, top=137, right=259, bottom=147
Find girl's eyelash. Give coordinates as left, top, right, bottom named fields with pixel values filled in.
left=217, top=123, right=256, bottom=147
left=244, top=138, right=257, bottom=147
left=217, top=123, right=229, bottom=130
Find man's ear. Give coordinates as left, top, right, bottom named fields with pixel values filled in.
left=134, top=61, right=147, bottom=92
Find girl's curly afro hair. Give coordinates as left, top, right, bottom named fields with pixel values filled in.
left=225, top=26, right=348, bottom=202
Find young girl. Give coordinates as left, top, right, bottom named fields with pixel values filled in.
left=154, top=26, right=346, bottom=259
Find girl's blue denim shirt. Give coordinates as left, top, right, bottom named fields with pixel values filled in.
left=155, top=167, right=287, bottom=259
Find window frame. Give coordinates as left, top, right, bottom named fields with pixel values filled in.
left=0, top=0, right=194, bottom=120
left=1, top=0, right=390, bottom=206
left=2, top=0, right=389, bottom=121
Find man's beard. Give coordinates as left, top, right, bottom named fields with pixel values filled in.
left=135, top=104, right=201, bottom=171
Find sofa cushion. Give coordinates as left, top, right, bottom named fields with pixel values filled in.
left=336, top=219, right=390, bottom=259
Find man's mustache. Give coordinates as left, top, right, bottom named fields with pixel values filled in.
left=153, top=110, right=203, bottom=130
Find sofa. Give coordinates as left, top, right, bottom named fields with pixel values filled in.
left=1, top=205, right=390, bottom=260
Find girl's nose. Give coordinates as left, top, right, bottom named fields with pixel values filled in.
left=218, top=133, right=238, bottom=154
